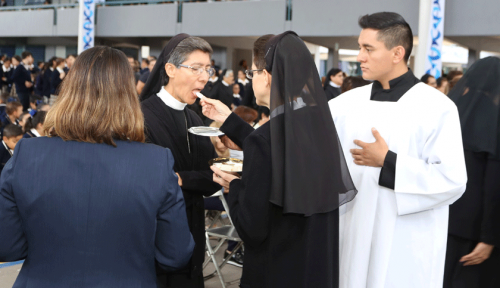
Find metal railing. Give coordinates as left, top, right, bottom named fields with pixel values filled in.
left=0, top=0, right=294, bottom=24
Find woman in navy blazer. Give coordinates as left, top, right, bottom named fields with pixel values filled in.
left=0, top=46, right=195, bottom=288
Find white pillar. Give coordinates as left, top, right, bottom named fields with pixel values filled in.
left=414, top=0, right=432, bottom=78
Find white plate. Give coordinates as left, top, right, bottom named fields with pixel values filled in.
left=188, top=126, right=225, bottom=137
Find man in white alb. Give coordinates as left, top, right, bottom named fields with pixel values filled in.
left=329, top=12, right=467, bottom=288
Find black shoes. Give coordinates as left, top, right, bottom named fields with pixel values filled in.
left=224, top=250, right=244, bottom=268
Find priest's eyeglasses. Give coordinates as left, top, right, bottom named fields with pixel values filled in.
left=245, top=69, right=264, bottom=79
left=178, top=64, right=215, bottom=77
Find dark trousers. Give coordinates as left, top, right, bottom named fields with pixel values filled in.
left=17, top=93, right=30, bottom=111
left=156, top=271, right=204, bottom=288
left=444, top=234, right=499, bottom=288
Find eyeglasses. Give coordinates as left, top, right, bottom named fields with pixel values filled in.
left=245, top=69, right=264, bottom=80
left=178, top=64, right=215, bottom=77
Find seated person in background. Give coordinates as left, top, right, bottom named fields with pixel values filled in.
left=232, top=83, right=242, bottom=108
left=0, top=92, right=9, bottom=120
left=421, top=73, right=437, bottom=88
left=2, top=101, right=23, bottom=127
left=28, top=95, right=43, bottom=116
left=0, top=124, right=23, bottom=174
left=136, top=59, right=156, bottom=95
left=23, top=111, right=47, bottom=138
left=253, top=106, right=270, bottom=129
left=230, top=106, right=258, bottom=160
left=340, top=76, right=371, bottom=93
left=37, top=103, right=51, bottom=112
left=18, top=112, right=31, bottom=132
left=209, top=121, right=230, bottom=158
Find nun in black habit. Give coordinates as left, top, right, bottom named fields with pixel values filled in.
left=200, top=32, right=357, bottom=288
left=139, top=34, right=221, bottom=288
left=445, top=57, right=500, bottom=288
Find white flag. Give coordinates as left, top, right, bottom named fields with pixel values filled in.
left=77, top=0, right=95, bottom=55
left=424, top=0, right=445, bottom=78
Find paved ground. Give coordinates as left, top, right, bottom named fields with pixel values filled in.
left=0, top=241, right=242, bottom=288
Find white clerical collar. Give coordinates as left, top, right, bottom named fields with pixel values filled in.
left=2, top=141, right=13, bottom=156
left=209, top=77, right=218, bottom=83
left=329, top=81, right=341, bottom=88
left=222, top=80, right=229, bottom=87
left=233, top=94, right=241, bottom=99
left=238, top=78, right=249, bottom=85
left=30, top=128, right=41, bottom=137
left=157, top=87, right=187, bottom=111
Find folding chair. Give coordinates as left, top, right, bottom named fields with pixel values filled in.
left=203, top=190, right=243, bottom=288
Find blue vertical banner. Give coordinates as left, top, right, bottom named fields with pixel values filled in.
left=78, top=0, right=95, bottom=55
left=424, top=0, right=445, bottom=78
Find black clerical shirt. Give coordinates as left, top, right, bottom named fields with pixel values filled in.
left=370, top=69, right=420, bottom=190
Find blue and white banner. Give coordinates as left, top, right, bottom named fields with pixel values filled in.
left=424, top=0, right=445, bottom=79
left=77, top=0, right=95, bottom=55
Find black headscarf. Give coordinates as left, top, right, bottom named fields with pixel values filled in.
left=140, top=33, right=190, bottom=101
left=264, top=31, right=357, bottom=216
left=449, top=56, right=500, bottom=159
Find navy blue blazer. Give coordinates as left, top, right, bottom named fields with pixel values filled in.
left=0, top=137, right=195, bottom=288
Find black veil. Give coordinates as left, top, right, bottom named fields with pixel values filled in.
left=264, top=31, right=357, bottom=216
left=139, top=33, right=190, bottom=101
left=449, top=56, right=500, bottom=159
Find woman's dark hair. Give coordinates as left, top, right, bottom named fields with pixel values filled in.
left=13, top=55, right=22, bottom=63
left=253, top=34, right=275, bottom=70
left=358, top=12, right=413, bottom=62
left=324, top=68, right=342, bottom=88
left=2, top=57, right=11, bottom=63
left=420, top=73, right=434, bottom=84
left=24, top=110, right=47, bottom=132
left=341, top=76, right=371, bottom=93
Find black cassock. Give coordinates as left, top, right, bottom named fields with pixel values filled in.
left=142, top=95, right=220, bottom=288
left=220, top=113, right=340, bottom=288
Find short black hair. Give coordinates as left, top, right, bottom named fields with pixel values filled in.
left=149, top=55, right=157, bottom=60
left=358, top=12, right=413, bottom=62
left=66, top=54, right=77, bottom=59
left=3, top=124, right=23, bottom=138
left=420, top=74, right=434, bottom=84
left=21, top=51, right=33, bottom=60
left=2, top=57, right=10, bottom=63
left=142, top=58, right=150, bottom=65
left=13, top=55, right=21, bottom=63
